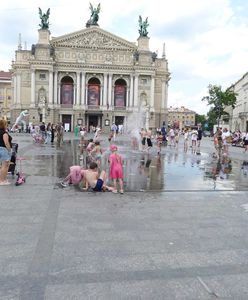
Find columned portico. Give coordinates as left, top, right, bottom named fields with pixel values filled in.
left=81, top=72, right=86, bottom=106
left=54, top=71, right=58, bottom=105
left=129, top=75, right=134, bottom=108
left=76, top=72, right=80, bottom=106
left=108, top=73, right=112, bottom=109
left=150, top=76, right=155, bottom=109
left=103, top=73, right=108, bottom=108
left=134, top=74, right=139, bottom=108
left=11, top=23, right=169, bottom=130
left=31, top=69, right=35, bottom=107
left=48, top=71, right=53, bottom=105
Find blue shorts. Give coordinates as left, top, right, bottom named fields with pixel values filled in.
left=93, top=178, right=103, bottom=192
left=0, top=147, right=11, bottom=161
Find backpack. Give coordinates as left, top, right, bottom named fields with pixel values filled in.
left=69, top=166, right=83, bottom=185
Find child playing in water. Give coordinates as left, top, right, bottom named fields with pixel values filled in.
left=109, top=144, right=124, bottom=194
left=156, top=131, right=163, bottom=155
left=83, top=162, right=112, bottom=192
left=90, top=141, right=102, bottom=167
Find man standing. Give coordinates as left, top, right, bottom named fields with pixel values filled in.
left=197, top=125, right=203, bottom=148
left=111, top=122, right=118, bottom=141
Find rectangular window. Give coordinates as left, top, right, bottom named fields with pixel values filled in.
left=141, top=78, right=147, bottom=84
left=39, top=73, right=46, bottom=80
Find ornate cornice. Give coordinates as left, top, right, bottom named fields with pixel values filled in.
left=51, top=27, right=137, bottom=51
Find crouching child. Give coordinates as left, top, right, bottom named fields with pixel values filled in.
left=61, top=165, right=85, bottom=187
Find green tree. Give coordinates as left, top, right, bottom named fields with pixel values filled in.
left=195, top=114, right=207, bottom=127
left=202, top=84, right=237, bottom=127
left=206, top=109, right=217, bottom=131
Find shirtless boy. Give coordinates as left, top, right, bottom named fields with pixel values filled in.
left=83, top=162, right=112, bottom=192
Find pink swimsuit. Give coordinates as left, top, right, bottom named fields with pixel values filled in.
left=109, top=153, right=123, bottom=179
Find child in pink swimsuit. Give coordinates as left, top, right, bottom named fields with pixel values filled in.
left=109, top=144, right=124, bottom=194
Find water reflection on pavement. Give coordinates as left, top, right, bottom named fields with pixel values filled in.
left=20, top=139, right=248, bottom=192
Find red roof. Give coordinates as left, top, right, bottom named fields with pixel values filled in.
left=0, top=71, right=12, bottom=80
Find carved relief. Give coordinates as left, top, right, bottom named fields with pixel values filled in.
left=52, top=30, right=135, bottom=51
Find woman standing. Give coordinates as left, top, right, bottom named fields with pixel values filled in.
left=0, top=119, right=12, bottom=185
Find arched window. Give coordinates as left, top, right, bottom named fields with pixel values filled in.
left=61, top=76, right=74, bottom=107
left=88, top=77, right=100, bottom=106
left=114, top=79, right=126, bottom=107
left=140, top=92, right=147, bottom=107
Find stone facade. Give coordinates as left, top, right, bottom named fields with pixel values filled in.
left=167, top=106, right=195, bottom=130
left=11, top=24, right=170, bottom=131
left=0, top=71, right=12, bottom=121
left=227, top=73, right=248, bottom=132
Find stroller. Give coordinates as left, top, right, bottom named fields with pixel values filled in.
left=8, top=143, right=18, bottom=176
left=15, top=157, right=26, bottom=186
left=60, top=165, right=85, bottom=187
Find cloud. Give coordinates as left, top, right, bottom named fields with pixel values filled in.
left=0, top=0, right=247, bottom=116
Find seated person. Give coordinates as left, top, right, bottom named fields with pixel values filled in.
left=83, top=162, right=113, bottom=192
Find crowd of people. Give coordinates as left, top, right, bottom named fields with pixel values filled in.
left=1, top=117, right=248, bottom=190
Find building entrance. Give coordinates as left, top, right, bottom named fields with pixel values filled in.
left=115, top=116, right=124, bottom=126
left=88, top=115, right=98, bottom=128
left=62, top=114, right=71, bottom=132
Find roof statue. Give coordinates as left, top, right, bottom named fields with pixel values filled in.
left=38, top=8, right=50, bottom=30
left=86, top=3, right=101, bottom=27
left=138, top=15, right=149, bottom=37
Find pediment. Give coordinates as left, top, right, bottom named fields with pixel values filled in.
left=51, top=27, right=136, bottom=51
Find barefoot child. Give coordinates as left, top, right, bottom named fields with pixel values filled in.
left=90, top=141, right=102, bottom=167
left=109, top=144, right=124, bottom=194
left=83, top=162, right=112, bottom=192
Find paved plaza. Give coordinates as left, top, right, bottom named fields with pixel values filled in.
left=1, top=133, right=248, bottom=299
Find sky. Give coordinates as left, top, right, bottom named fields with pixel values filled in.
left=1, top=0, right=248, bottom=115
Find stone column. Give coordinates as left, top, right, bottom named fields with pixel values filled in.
left=76, top=72, right=80, bottom=106
left=54, top=71, right=58, bottom=105
left=85, top=82, right=88, bottom=106
left=48, top=71, right=53, bottom=105
left=30, top=69, right=35, bottom=107
left=100, top=82, right=103, bottom=106
left=108, top=73, right=112, bottom=108
left=81, top=72, right=86, bottom=106
left=58, top=84, right=61, bottom=106
left=165, top=82, right=168, bottom=109
left=103, top=73, right=107, bottom=107
left=73, top=81, right=76, bottom=105
left=150, top=76, right=155, bottom=108
left=13, top=75, right=17, bottom=105
left=161, top=80, right=165, bottom=109
left=133, top=74, right=139, bottom=107
left=129, top=75, right=134, bottom=107
left=16, top=73, right=21, bottom=105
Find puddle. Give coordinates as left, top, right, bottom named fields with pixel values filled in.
left=19, top=139, right=248, bottom=192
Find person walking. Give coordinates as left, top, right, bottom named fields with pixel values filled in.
left=109, top=144, right=124, bottom=194
left=244, top=131, right=248, bottom=153
left=0, top=119, right=12, bottom=185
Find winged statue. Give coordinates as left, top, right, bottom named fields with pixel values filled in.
left=86, top=3, right=100, bottom=27
left=38, top=7, right=50, bottom=30
left=138, top=15, right=149, bottom=37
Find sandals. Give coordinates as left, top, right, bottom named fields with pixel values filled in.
left=119, top=190, right=124, bottom=194
left=112, top=190, right=118, bottom=194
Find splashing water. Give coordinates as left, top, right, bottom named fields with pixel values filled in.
left=124, top=106, right=147, bottom=150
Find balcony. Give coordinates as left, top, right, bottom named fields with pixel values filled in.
left=114, top=106, right=126, bottom=111
left=87, top=105, right=100, bottom=110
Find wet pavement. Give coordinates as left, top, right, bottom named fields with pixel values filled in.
left=1, top=133, right=248, bottom=299
left=13, top=133, right=248, bottom=192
